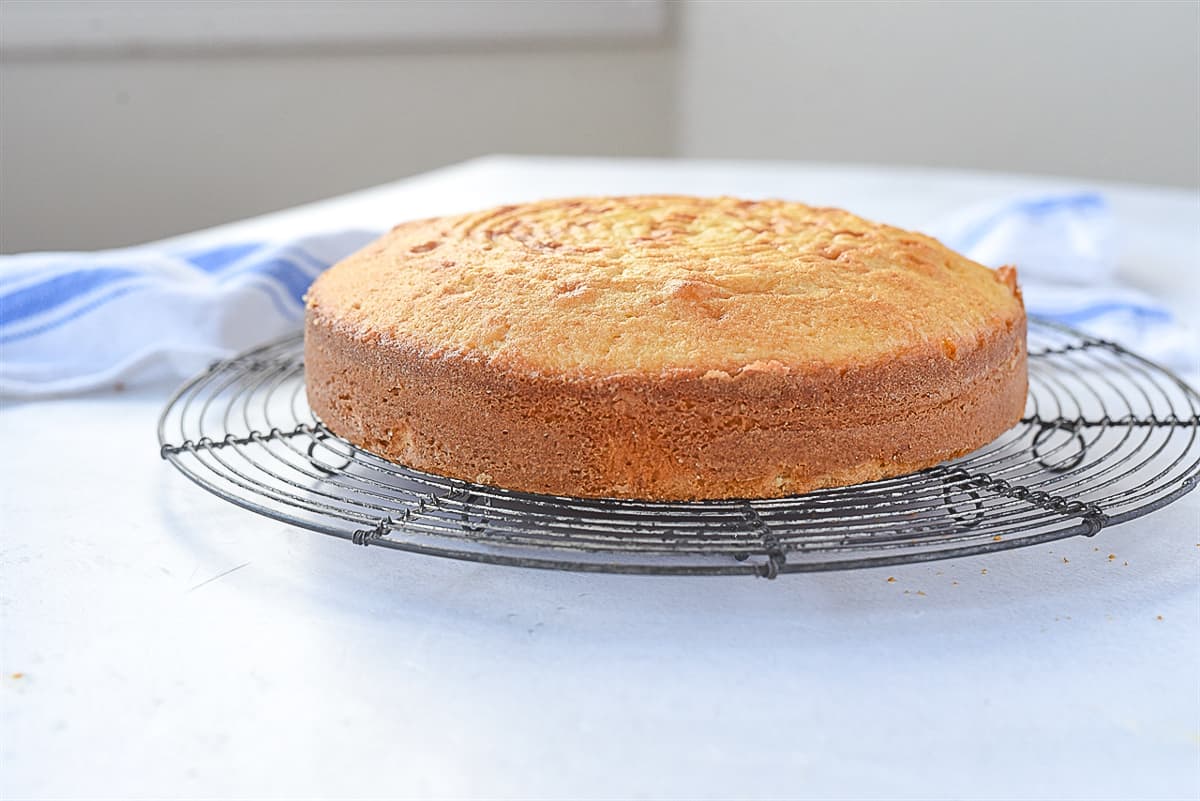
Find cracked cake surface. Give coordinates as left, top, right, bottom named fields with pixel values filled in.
left=305, top=195, right=1027, bottom=500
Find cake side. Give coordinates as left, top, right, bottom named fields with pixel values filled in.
left=305, top=305, right=1027, bottom=500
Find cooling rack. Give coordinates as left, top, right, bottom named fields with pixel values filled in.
left=158, top=320, right=1199, bottom=578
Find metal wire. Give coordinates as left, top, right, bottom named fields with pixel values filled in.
left=158, top=319, right=1200, bottom=578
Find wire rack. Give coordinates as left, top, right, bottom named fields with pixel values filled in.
left=158, top=319, right=1200, bottom=578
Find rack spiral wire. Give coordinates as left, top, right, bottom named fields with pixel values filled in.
left=159, top=320, right=1200, bottom=578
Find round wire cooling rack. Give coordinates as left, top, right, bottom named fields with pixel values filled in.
left=158, top=319, right=1200, bottom=579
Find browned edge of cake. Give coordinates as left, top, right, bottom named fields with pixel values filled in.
left=305, top=307, right=1027, bottom=501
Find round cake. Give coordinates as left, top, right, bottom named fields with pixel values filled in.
left=305, top=196, right=1027, bottom=500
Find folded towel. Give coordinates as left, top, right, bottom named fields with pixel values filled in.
left=927, top=192, right=1117, bottom=285
left=928, top=192, right=1195, bottom=373
left=0, top=194, right=1193, bottom=397
left=0, top=231, right=377, bottom=396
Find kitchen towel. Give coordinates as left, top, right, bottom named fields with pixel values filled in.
left=926, top=192, right=1195, bottom=376
left=0, top=194, right=1193, bottom=396
left=0, top=231, right=377, bottom=396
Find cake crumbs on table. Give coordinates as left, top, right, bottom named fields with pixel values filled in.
left=1156, top=615, right=1164, bottom=621
left=980, top=568, right=988, bottom=575
left=10, top=673, right=23, bottom=680
left=992, top=534, right=1002, bottom=541
left=1108, top=553, right=1117, bottom=561
left=886, top=576, right=896, bottom=583
left=1062, top=557, right=1070, bottom=563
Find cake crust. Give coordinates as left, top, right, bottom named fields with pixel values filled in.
left=305, top=196, right=1027, bottom=500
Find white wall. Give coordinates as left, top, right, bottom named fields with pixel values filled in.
left=0, top=47, right=675, bottom=252
left=2, top=1, right=1197, bottom=254
left=678, top=1, right=1199, bottom=187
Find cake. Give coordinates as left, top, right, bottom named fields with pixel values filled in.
left=305, top=196, right=1027, bottom=500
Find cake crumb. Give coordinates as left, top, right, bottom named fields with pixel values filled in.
left=916, top=590, right=927, bottom=596
left=1156, top=615, right=1164, bottom=621
left=992, top=535, right=1002, bottom=541
left=887, top=576, right=896, bottom=583
left=980, top=568, right=988, bottom=575
left=1107, top=553, right=1116, bottom=561
left=1062, top=557, right=1069, bottom=563
left=10, top=673, right=22, bottom=680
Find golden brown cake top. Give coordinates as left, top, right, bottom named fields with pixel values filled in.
left=307, top=196, right=1024, bottom=376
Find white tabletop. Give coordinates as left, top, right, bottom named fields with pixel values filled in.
left=3, top=157, right=1198, bottom=801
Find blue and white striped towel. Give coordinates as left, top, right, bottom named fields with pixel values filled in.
left=0, top=231, right=378, bottom=396
left=0, top=194, right=1193, bottom=397
left=925, top=192, right=1195, bottom=373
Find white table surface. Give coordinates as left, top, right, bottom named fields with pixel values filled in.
left=3, top=156, right=1198, bottom=801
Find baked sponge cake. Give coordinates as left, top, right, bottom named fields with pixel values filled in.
left=305, top=196, right=1027, bottom=500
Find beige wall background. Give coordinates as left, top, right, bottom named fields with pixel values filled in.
left=2, top=0, right=1197, bottom=254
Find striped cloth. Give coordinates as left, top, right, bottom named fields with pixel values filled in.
left=925, top=192, right=1195, bottom=375
left=0, top=195, right=1193, bottom=396
left=0, top=231, right=377, bottom=396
